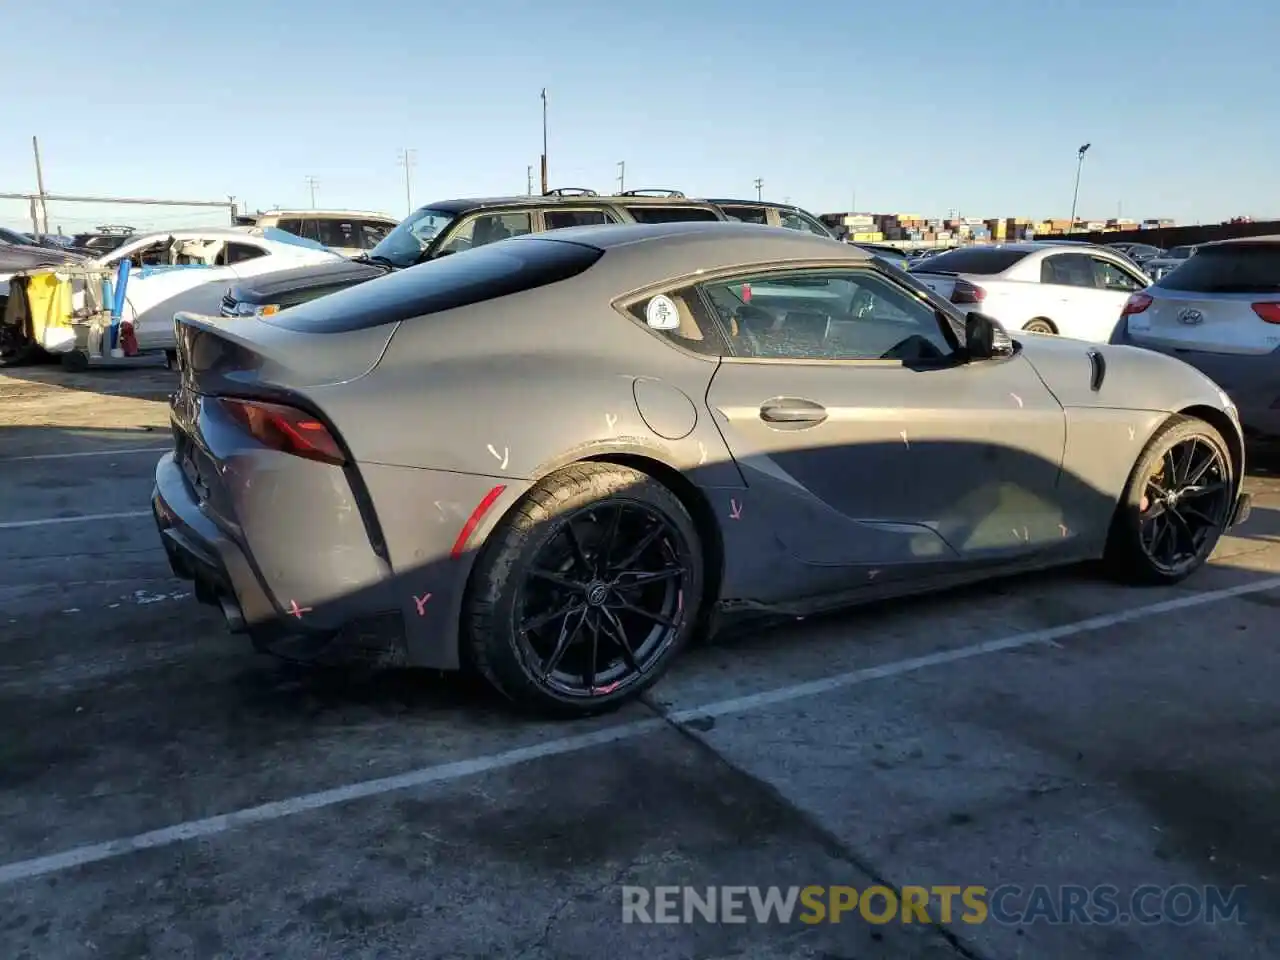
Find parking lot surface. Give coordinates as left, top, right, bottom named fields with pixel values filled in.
left=1, top=364, right=1277, bottom=960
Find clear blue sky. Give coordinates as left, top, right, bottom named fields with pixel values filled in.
left=5, top=0, right=1275, bottom=232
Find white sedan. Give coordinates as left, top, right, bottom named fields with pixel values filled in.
left=88, top=226, right=344, bottom=355
left=909, top=242, right=1151, bottom=342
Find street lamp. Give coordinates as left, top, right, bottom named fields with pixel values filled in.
left=1068, top=143, right=1091, bottom=233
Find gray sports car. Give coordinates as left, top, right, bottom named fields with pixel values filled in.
left=153, top=222, right=1253, bottom=716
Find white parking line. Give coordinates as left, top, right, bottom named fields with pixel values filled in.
left=2, top=447, right=168, bottom=463
left=0, top=574, right=1277, bottom=887
left=0, top=511, right=152, bottom=530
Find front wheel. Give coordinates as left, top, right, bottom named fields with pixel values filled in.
left=1103, top=415, right=1235, bottom=585
left=464, top=462, right=704, bottom=716
left=1023, top=318, right=1056, bottom=334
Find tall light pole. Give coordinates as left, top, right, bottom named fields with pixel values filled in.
left=540, top=88, right=549, bottom=195
left=617, top=160, right=625, bottom=194
left=1068, top=143, right=1090, bottom=232
left=304, top=176, right=319, bottom=208
left=398, top=149, right=416, bottom=214
left=753, top=177, right=763, bottom=201
left=527, top=165, right=533, bottom=196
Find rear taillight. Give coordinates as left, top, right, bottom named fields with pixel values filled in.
left=950, top=279, right=986, bottom=304
left=1252, top=302, right=1280, bottom=324
left=218, top=398, right=346, bottom=465
left=1121, top=293, right=1153, bottom=316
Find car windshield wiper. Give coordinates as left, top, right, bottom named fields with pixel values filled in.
left=354, top=254, right=398, bottom=269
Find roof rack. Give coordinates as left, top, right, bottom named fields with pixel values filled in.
left=615, top=189, right=686, bottom=198
left=543, top=187, right=598, bottom=197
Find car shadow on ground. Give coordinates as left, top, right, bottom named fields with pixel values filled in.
left=0, top=357, right=174, bottom=400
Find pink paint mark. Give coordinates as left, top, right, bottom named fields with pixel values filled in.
left=867, top=569, right=880, bottom=580
left=676, top=589, right=684, bottom=616
left=287, top=600, right=312, bottom=619
left=592, top=681, right=622, bottom=696
left=1059, top=523, right=1069, bottom=538
left=729, top=498, right=743, bottom=520
left=413, top=593, right=433, bottom=617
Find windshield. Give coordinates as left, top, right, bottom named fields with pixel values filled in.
left=0, top=226, right=35, bottom=246
left=367, top=208, right=455, bottom=267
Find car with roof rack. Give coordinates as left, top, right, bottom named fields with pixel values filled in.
left=219, top=188, right=729, bottom=318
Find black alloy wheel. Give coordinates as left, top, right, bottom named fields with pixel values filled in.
left=465, top=462, right=704, bottom=715
left=1137, top=435, right=1232, bottom=576
left=515, top=501, right=691, bottom=699
left=1103, top=415, right=1235, bottom=585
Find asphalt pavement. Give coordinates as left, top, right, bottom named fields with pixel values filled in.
left=1, top=364, right=1277, bottom=960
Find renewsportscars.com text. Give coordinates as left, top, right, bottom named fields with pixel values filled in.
left=621, top=884, right=1247, bottom=926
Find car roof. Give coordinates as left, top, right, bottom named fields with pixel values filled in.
left=705, top=198, right=807, bottom=211
left=1201, top=234, right=1280, bottom=248
left=256, top=209, right=396, bottom=220
left=511, top=222, right=865, bottom=284
left=423, top=194, right=723, bottom=215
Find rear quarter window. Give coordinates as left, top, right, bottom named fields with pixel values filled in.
left=264, top=238, right=603, bottom=332
left=1154, top=245, right=1280, bottom=294
left=911, top=249, right=1030, bottom=275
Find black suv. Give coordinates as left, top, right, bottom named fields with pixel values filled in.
left=219, top=189, right=728, bottom=317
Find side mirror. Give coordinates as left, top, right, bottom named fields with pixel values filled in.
left=965, top=311, right=1013, bottom=360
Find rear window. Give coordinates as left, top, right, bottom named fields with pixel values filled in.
left=1154, top=244, right=1280, bottom=294
left=625, top=206, right=721, bottom=224
left=264, top=238, right=603, bottom=333
left=911, top=248, right=1030, bottom=275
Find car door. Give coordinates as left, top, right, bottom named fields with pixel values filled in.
left=1036, top=252, right=1105, bottom=337
left=1082, top=254, right=1149, bottom=339
left=700, top=265, right=1068, bottom=575
left=127, top=237, right=238, bottom=350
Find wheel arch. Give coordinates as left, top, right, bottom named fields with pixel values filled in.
left=1177, top=404, right=1244, bottom=481
left=468, top=442, right=725, bottom=640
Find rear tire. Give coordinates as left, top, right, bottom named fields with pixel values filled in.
left=464, top=462, right=704, bottom=717
left=1023, top=318, right=1056, bottom=334
left=1102, top=415, right=1234, bottom=585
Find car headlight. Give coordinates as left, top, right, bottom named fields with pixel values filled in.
left=235, top=302, right=280, bottom=317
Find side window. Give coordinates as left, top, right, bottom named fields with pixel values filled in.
left=276, top=219, right=304, bottom=238
left=124, top=240, right=170, bottom=268
left=317, top=219, right=359, bottom=250
left=359, top=221, right=392, bottom=249
left=1040, top=253, right=1095, bottom=288
left=720, top=206, right=769, bottom=225
left=699, top=268, right=956, bottom=362
left=778, top=211, right=832, bottom=237
left=624, top=287, right=727, bottom=357
left=296, top=219, right=323, bottom=243
left=222, top=242, right=268, bottom=265
left=625, top=206, right=721, bottom=224
left=438, top=212, right=533, bottom=254
left=1091, top=257, right=1144, bottom=292
left=544, top=209, right=618, bottom=230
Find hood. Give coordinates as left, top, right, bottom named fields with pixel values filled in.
left=227, top=258, right=386, bottom=304
left=1016, top=330, right=1227, bottom=413
left=0, top=243, right=91, bottom=274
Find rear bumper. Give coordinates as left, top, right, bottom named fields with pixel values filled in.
left=1114, top=331, right=1280, bottom=439
left=153, top=453, right=409, bottom=665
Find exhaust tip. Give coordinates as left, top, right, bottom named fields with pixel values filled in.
left=219, top=594, right=247, bottom=633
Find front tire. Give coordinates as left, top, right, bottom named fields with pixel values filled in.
left=464, top=462, right=704, bottom=717
left=1023, top=318, right=1056, bottom=334
left=1103, top=415, right=1235, bottom=585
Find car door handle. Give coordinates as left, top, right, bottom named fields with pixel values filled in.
left=760, top=398, right=828, bottom=426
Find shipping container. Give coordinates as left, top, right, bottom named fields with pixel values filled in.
left=852, top=232, right=885, bottom=242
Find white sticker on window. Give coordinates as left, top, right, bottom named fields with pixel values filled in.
left=645, top=295, right=681, bottom=330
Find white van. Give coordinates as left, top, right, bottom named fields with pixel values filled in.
left=239, top=210, right=399, bottom=258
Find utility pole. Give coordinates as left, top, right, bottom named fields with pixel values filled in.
left=527, top=165, right=533, bottom=196
left=31, top=136, right=49, bottom=238
left=1068, top=142, right=1090, bottom=231
left=540, top=88, right=549, bottom=194
left=304, top=176, right=319, bottom=208
left=753, top=177, right=763, bottom=201
left=228, top=195, right=237, bottom=224
left=398, top=149, right=416, bottom=214
left=617, top=160, right=625, bottom=194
